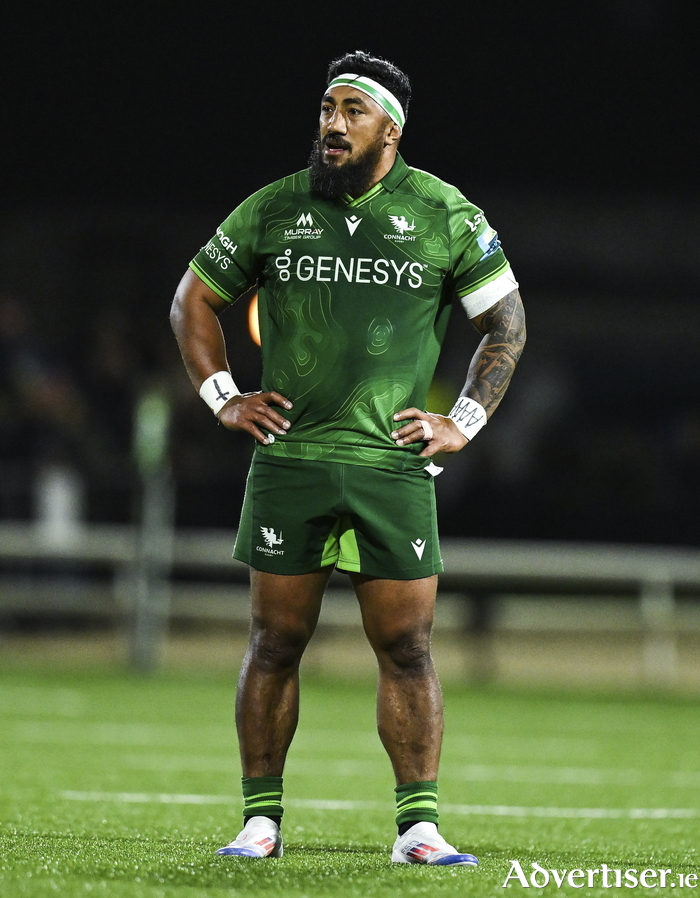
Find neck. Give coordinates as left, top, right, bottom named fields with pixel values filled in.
left=348, top=147, right=397, bottom=198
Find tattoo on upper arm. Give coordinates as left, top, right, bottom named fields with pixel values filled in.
left=467, top=289, right=526, bottom=414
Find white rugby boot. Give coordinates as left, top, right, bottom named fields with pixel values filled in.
left=216, top=816, right=283, bottom=858
left=391, top=821, right=478, bottom=866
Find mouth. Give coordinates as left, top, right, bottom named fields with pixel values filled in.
left=323, top=136, right=351, bottom=158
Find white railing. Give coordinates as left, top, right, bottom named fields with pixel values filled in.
left=1, top=521, right=699, bottom=684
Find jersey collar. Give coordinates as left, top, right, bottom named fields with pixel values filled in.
left=342, top=154, right=411, bottom=206
left=380, top=153, right=411, bottom=193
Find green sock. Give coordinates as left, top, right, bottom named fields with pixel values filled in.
left=242, top=776, right=284, bottom=820
left=395, top=780, right=439, bottom=828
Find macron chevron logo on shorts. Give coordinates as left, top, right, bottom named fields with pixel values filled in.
left=411, top=538, right=426, bottom=560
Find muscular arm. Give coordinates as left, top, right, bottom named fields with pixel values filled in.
left=392, top=288, right=526, bottom=456
left=461, top=287, right=526, bottom=417
left=170, top=269, right=231, bottom=389
left=170, top=269, right=292, bottom=443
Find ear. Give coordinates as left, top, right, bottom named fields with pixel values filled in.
left=384, top=121, right=402, bottom=147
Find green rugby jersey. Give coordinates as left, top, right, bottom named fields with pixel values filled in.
left=190, top=154, right=514, bottom=472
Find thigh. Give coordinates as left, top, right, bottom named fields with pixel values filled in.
left=351, top=573, right=438, bottom=652
left=250, top=568, right=332, bottom=641
left=338, top=465, right=443, bottom=580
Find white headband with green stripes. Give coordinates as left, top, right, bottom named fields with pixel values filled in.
left=327, top=73, right=406, bottom=128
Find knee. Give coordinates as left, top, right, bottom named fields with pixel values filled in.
left=373, top=628, right=434, bottom=675
left=247, top=620, right=310, bottom=672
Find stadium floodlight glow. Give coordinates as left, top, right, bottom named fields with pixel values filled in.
left=248, top=294, right=261, bottom=346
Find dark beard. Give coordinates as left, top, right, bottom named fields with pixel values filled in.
left=308, top=135, right=385, bottom=200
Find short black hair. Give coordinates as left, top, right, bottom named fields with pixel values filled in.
left=326, top=50, right=411, bottom=119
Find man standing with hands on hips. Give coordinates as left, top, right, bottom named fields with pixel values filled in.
left=171, top=49, right=525, bottom=866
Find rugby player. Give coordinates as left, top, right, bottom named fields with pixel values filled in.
left=170, top=50, right=526, bottom=866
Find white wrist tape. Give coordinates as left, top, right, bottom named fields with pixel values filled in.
left=449, top=396, right=487, bottom=441
left=199, top=371, right=240, bottom=416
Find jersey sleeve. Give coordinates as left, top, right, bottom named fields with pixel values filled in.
left=449, top=195, right=518, bottom=318
left=189, top=190, right=267, bottom=303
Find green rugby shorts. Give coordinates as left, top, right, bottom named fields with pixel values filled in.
left=233, top=454, right=443, bottom=580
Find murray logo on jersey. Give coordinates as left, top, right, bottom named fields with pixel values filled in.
left=282, top=212, right=324, bottom=241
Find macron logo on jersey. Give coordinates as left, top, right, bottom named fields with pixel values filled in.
left=345, top=215, right=362, bottom=236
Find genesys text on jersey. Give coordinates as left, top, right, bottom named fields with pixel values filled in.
left=201, top=230, right=238, bottom=270
left=274, top=250, right=424, bottom=288
left=202, top=240, right=425, bottom=288
left=203, top=242, right=236, bottom=269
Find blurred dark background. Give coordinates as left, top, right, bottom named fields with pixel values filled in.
left=2, top=0, right=699, bottom=546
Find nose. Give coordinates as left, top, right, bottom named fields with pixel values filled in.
left=325, top=107, right=347, bottom=134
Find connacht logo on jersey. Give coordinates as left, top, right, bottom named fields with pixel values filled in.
left=281, top=211, right=324, bottom=241
left=389, top=215, right=415, bottom=234
left=385, top=213, right=417, bottom=242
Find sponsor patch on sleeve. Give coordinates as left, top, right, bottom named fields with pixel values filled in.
left=476, top=227, right=500, bottom=259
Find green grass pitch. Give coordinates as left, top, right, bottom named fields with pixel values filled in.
left=1, top=665, right=698, bottom=897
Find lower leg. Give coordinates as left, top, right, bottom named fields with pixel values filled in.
left=235, top=569, right=330, bottom=778
left=352, top=574, right=444, bottom=817
left=378, top=650, right=444, bottom=833
left=235, top=651, right=301, bottom=778
left=351, top=576, right=478, bottom=866
left=376, top=648, right=444, bottom=785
